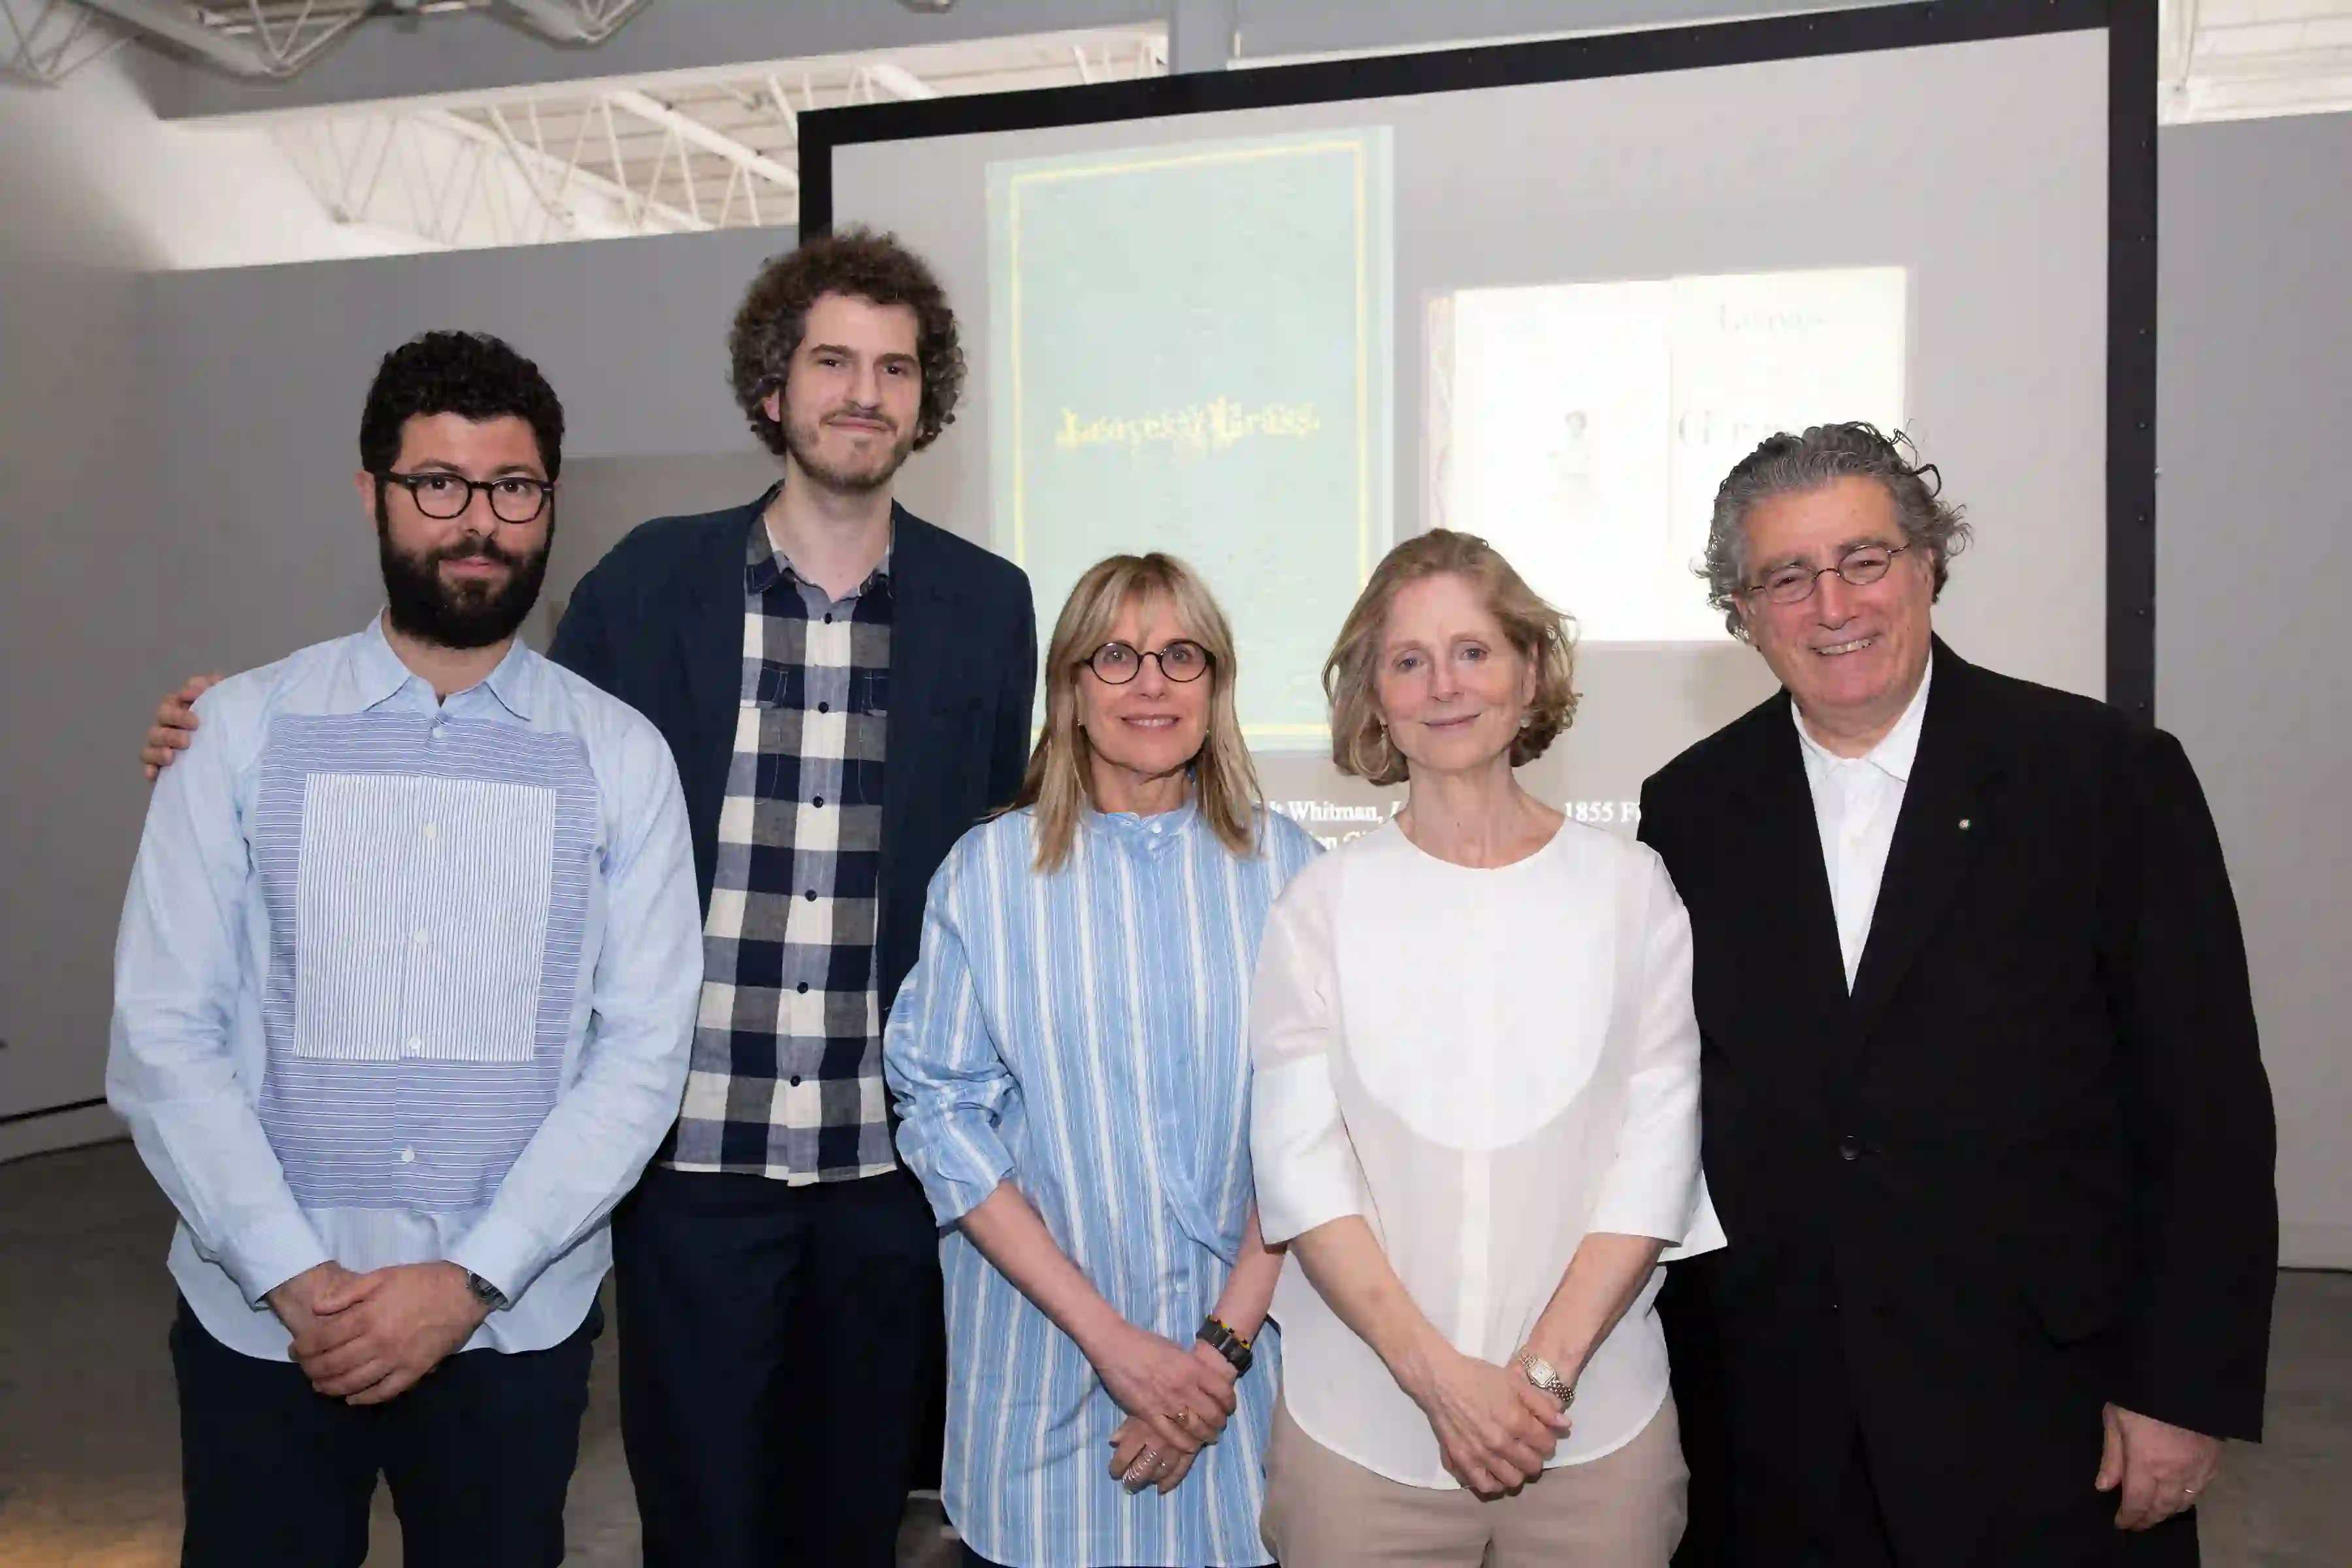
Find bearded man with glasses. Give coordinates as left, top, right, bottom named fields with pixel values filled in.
left=107, top=331, right=702, bottom=1567
left=1636, top=423, right=2276, bottom=1568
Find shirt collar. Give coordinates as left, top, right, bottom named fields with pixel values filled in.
left=356, top=613, right=539, bottom=721
left=1085, top=797, right=1200, bottom=848
left=747, top=487, right=894, bottom=600
left=1793, top=651, right=1933, bottom=784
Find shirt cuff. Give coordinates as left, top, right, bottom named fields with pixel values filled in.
left=901, top=1124, right=1015, bottom=1228
left=1591, top=1169, right=1727, bottom=1262
left=445, top=1210, right=546, bottom=1306
left=225, top=1211, right=333, bottom=1309
left=1252, top=1056, right=1366, bottom=1247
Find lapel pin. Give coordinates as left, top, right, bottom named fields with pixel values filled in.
left=1958, top=817, right=1972, bottom=831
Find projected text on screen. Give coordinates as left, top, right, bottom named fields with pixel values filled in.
left=1431, top=266, right=1907, bottom=644
left=988, top=129, right=1396, bottom=745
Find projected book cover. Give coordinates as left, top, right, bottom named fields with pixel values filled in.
left=988, top=129, right=1396, bottom=745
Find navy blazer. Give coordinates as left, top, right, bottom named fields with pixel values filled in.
left=549, top=496, right=1037, bottom=1019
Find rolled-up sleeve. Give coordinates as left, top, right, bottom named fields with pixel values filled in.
left=1590, top=851, right=1724, bottom=1259
left=108, top=687, right=329, bottom=1307
left=1248, top=872, right=1368, bottom=1247
left=886, top=845, right=1018, bottom=1226
left=447, top=717, right=703, bottom=1301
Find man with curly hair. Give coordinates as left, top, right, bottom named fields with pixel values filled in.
left=1639, top=425, right=2276, bottom=1567
left=559, top=228, right=1034, bottom=1567
left=110, top=331, right=703, bottom=1567
left=140, top=233, right=1037, bottom=1566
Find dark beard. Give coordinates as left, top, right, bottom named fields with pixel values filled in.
left=783, top=410, right=915, bottom=496
left=376, top=495, right=551, bottom=651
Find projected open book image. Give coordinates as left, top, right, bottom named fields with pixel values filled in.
left=988, top=128, right=1396, bottom=746
left=1430, top=265, right=1908, bottom=644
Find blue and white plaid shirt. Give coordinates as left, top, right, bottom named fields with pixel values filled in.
left=666, top=517, right=897, bottom=1182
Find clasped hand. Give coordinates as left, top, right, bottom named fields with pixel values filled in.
left=268, top=1260, right=491, bottom=1405
left=1093, top=1328, right=1239, bottom=1494
left=1409, top=1345, right=1573, bottom=1497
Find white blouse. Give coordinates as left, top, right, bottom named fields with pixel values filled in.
left=1250, top=819, right=1723, bottom=1488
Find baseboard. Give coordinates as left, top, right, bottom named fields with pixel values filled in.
left=0, top=1102, right=126, bottom=1165
left=2279, top=1222, right=2352, bottom=1271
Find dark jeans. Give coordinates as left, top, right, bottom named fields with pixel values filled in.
left=171, top=1294, right=596, bottom=1568
left=615, top=1164, right=939, bottom=1568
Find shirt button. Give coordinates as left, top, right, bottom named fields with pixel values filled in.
left=412, top=930, right=429, bottom=946
left=823, top=613, right=834, bottom=625
left=399, top=1147, right=416, bottom=1164
left=1838, top=1135, right=1863, bottom=1162
left=796, top=982, right=809, bottom=994
left=423, top=823, right=438, bottom=841
left=804, top=889, right=817, bottom=902
left=812, top=795, right=825, bottom=809
left=405, top=1036, right=424, bottom=1055
left=789, top=1075, right=804, bottom=1088
left=429, top=724, right=446, bottom=743
left=818, top=702, right=830, bottom=715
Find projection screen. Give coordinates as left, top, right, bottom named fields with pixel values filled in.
left=806, top=2, right=2152, bottom=845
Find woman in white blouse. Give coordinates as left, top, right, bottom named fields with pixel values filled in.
left=1250, top=529, right=1723, bottom=1565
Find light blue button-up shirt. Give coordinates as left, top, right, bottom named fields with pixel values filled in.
left=886, top=801, right=1318, bottom=1568
left=108, top=617, right=702, bottom=1359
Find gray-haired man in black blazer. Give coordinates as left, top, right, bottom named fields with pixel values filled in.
left=1639, top=424, right=2275, bottom=1567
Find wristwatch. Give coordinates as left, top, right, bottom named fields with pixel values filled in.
left=465, top=1271, right=510, bottom=1311
left=1196, top=1315, right=1255, bottom=1377
left=1514, top=1349, right=1576, bottom=1409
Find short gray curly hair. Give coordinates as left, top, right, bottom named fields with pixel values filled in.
left=1701, top=423, right=1972, bottom=640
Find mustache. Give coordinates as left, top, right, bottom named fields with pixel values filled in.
left=433, top=534, right=528, bottom=568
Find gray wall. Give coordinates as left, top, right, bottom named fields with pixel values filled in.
left=2157, top=112, right=2352, bottom=1269
left=0, top=78, right=166, bottom=1158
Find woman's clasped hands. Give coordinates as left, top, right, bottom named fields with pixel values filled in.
left=1092, top=1323, right=1241, bottom=1494
left=1405, top=1343, right=1574, bottom=1497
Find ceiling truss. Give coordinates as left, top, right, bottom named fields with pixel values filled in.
left=265, top=31, right=1168, bottom=251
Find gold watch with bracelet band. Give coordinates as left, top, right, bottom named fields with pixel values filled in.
left=1514, top=1348, right=1576, bottom=1409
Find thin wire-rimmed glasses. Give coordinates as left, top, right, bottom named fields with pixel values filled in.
left=380, top=470, right=556, bottom=525
left=1083, top=640, right=1212, bottom=685
left=1745, top=542, right=1912, bottom=607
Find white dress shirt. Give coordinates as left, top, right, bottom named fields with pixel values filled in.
left=1793, top=656, right=1933, bottom=987
left=1250, top=819, right=1724, bottom=1488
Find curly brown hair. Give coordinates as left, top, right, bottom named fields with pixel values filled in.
left=727, top=227, right=966, bottom=456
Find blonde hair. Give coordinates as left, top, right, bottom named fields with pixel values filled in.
left=1323, top=529, right=1579, bottom=787
left=1011, top=553, right=1264, bottom=872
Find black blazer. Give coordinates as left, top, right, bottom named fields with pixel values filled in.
left=549, top=497, right=1037, bottom=1017
left=1639, top=640, right=2275, bottom=1567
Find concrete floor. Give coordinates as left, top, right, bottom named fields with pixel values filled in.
left=3, top=1141, right=2346, bottom=1566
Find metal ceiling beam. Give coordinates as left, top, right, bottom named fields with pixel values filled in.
left=74, top=0, right=274, bottom=73
left=420, top=105, right=710, bottom=232
left=497, top=0, right=647, bottom=46
left=607, top=86, right=800, bottom=193
left=865, top=60, right=936, bottom=99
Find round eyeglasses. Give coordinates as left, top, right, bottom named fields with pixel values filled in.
left=1084, top=640, right=1212, bottom=685
left=1745, top=542, right=1911, bottom=607
left=381, top=470, right=555, bottom=525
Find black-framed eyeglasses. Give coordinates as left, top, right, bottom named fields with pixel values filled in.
left=380, top=470, right=555, bottom=525
left=1744, top=542, right=1911, bottom=607
left=1083, top=640, right=1212, bottom=685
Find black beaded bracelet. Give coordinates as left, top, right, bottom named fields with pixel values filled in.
left=1196, top=1315, right=1254, bottom=1377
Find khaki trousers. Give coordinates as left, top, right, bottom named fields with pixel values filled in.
left=1261, top=1394, right=1689, bottom=1568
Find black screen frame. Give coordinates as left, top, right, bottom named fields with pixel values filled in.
left=801, top=0, right=2158, bottom=719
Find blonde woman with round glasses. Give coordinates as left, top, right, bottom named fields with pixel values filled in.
left=885, top=553, right=1318, bottom=1568
left=1250, top=530, right=1723, bottom=1565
